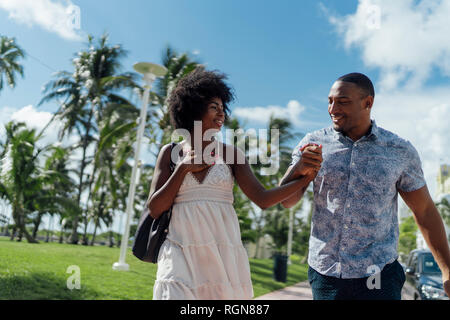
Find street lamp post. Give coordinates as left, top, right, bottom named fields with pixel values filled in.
left=113, top=62, right=167, bottom=271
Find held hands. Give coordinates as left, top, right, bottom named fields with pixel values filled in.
left=293, top=143, right=323, bottom=180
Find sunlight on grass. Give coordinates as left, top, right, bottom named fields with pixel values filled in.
left=0, top=236, right=307, bottom=299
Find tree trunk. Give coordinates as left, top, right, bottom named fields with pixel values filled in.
left=70, top=108, right=95, bottom=245
left=90, top=221, right=98, bottom=246
left=10, top=226, right=16, bottom=241
left=20, top=224, right=38, bottom=243
left=109, top=228, right=114, bottom=248
left=83, top=139, right=100, bottom=246
left=13, top=208, right=38, bottom=243
left=82, top=215, right=89, bottom=245
left=32, top=213, right=43, bottom=239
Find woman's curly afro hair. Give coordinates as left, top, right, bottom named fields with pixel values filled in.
left=168, top=66, right=234, bottom=132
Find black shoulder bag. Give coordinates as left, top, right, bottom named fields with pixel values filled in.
left=132, top=142, right=177, bottom=263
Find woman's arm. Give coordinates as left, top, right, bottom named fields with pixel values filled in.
left=147, top=144, right=211, bottom=219
left=231, top=146, right=318, bottom=210
left=279, top=164, right=311, bottom=208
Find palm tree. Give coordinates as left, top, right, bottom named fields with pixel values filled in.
left=32, top=146, right=79, bottom=240
left=0, top=122, right=40, bottom=243
left=87, top=45, right=197, bottom=246
left=223, top=117, right=258, bottom=247
left=254, top=115, right=303, bottom=256
left=0, top=122, right=80, bottom=243
left=0, top=35, right=25, bottom=93
left=222, top=115, right=304, bottom=256
left=40, top=34, right=139, bottom=244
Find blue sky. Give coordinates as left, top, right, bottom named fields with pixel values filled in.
left=1, top=0, right=450, bottom=232
left=0, top=0, right=368, bottom=131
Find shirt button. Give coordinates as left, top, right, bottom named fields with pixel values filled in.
left=347, top=204, right=351, bottom=208
left=351, top=162, right=355, bottom=166
left=344, top=225, right=349, bottom=229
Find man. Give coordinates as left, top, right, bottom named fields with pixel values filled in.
left=281, top=73, right=450, bottom=300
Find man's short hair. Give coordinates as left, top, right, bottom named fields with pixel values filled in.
left=337, top=72, right=375, bottom=98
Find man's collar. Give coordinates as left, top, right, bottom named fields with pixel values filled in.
left=366, top=120, right=379, bottom=139
left=331, top=119, right=379, bottom=140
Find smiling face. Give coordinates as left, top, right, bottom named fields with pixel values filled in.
left=201, top=97, right=225, bottom=132
left=328, top=81, right=373, bottom=136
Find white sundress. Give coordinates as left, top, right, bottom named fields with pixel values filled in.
left=152, top=159, right=254, bottom=300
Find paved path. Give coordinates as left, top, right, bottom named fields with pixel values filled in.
left=254, top=281, right=313, bottom=300
left=254, top=281, right=414, bottom=300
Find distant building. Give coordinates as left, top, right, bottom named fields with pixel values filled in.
left=437, top=164, right=450, bottom=195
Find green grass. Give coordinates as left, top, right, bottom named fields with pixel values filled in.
left=0, top=236, right=307, bottom=299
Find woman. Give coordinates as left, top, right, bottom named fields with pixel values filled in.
left=149, top=67, right=320, bottom=300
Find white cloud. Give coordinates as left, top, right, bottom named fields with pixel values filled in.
left=10, top=105, right=53, bottom=130
left=0, top=105, right=80, bottom=158
left=1, top=104, right=64, bottom=148
left=234, top=100, right=307, bottom=126
left=326, top=0, right=450, bottom=197
left=372, top=88, right=450, bottom=197
left=0, top=0, right=83, bottom=41
left=327, top=0, right=450, bottom=91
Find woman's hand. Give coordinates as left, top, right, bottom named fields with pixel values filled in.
left=178, top=149, right=213, bottom=173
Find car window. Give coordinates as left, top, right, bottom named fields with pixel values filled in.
left=406, top=254, right=413, bottom=267
left=410, top=253, right=418, bottom=270
left=422, top=253, right=441, bottom=274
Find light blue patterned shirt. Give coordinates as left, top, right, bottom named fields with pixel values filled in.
left=291, top=120, right=426, bottom=279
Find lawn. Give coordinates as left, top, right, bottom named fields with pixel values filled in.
left=0, top=236, right=308, bottom=300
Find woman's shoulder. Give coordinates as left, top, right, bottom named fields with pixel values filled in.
left=156, top=143, right=177, bottom=165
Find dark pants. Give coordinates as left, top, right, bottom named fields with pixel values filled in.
left=308, top=260, right=406, bottom=300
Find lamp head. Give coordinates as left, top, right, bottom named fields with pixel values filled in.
left=133, top=62, right=167, bottom=77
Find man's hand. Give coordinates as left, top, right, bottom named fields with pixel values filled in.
left=293, top=143, right=323, bottom=179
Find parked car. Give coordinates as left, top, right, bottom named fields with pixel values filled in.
left=404, top=249, right=449, bottom=300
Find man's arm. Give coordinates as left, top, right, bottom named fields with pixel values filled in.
left=399, top=185, right=450, bottom=296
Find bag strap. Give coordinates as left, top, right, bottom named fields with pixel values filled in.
left=168, top=142, right=177, bottom=173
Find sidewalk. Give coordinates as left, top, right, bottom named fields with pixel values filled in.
left=254, top=281, right=414, bottom=300
left=254, top=281, right=313, bottom=300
